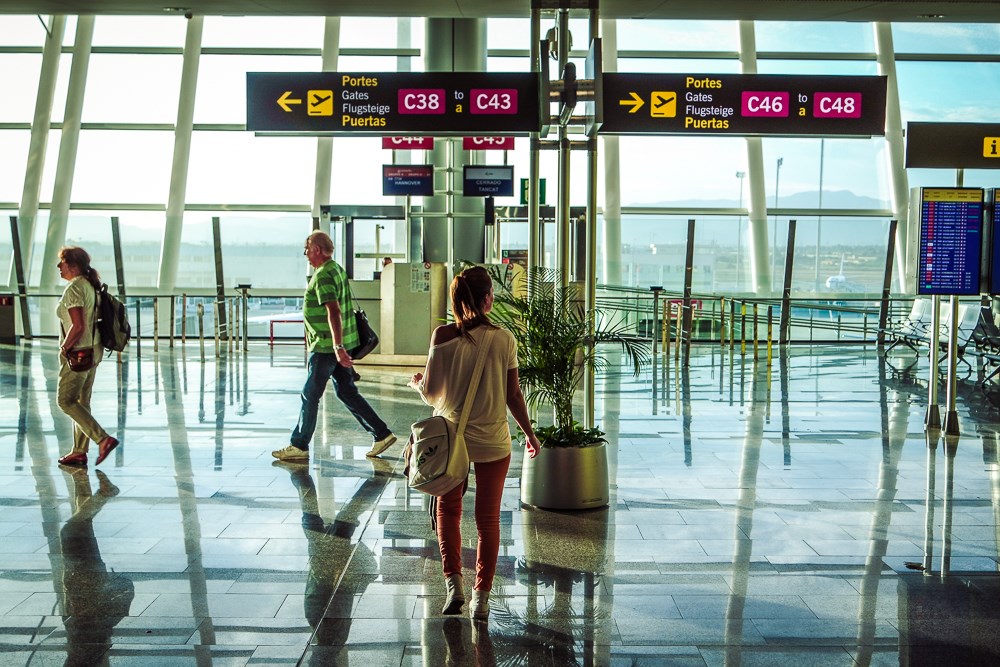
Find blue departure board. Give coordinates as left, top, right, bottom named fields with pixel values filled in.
left=382, top=164, right=434, bottom=196
left=917, top=188, right=984, bottom=296
left=991, top=190, right=1000, bottom=294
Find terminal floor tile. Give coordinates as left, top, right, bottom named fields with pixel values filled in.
left=1, top=341, right=999, bottom=665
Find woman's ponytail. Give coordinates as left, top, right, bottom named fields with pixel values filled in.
left=84, top=265, right=102, bottom=290
left=449, top=266, right=494, bottom=338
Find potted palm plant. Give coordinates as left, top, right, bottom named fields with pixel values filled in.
left=484, top=264, right=649, bottom=510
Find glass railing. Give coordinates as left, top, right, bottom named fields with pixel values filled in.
left=6, top=288, right=971, bottom=349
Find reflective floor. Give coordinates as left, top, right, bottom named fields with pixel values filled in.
left=1, top=340, right=1000, bottom=666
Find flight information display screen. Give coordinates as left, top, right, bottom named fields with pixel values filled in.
left=917, top=187, right=984, bottom=296
left=991, top=190, right=1000, bottom=294
left=382, top=165, right=434, bottom=197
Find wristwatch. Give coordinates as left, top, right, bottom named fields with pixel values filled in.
left=333, top=344, right=345, bottom=351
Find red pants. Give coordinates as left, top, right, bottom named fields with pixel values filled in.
left=436, top=454, right=511, bottom=592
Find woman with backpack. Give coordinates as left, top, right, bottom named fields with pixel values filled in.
left=408, top=266, right=541, bottom=620
left=55, top=246, right=119, bottom=467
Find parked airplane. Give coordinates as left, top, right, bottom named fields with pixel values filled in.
left=824, top=254, right=866, bottom=293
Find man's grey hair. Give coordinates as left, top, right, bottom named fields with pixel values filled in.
left=306, top=230, right=334, bottom=255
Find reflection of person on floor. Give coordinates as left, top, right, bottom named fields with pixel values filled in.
left=275, top=460, right=389, bottom=663
left=441, top=617, right=496, bottom=667
left=60, top=468, right=133, bottom=667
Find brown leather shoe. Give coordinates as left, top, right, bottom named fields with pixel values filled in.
left=95, top=437, right=119, bottom=465
left=58, top=452, right=88, bottom=467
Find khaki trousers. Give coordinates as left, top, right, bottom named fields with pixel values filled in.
left=57, top=349, right=109, bottom=454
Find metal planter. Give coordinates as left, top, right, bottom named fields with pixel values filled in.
left=520, top=441, right=609, bottom=510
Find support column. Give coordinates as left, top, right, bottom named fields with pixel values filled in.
left=555, top=9, right=571, bottom=287
left=584, top=9, right=600, bottom=429
left=874, top=23, right=909, bottom=291
left=739, top=21, right=771, bottom=294
left=10, top=15, right=64, bottom=291
left=40, top=16, right=94, bottom=301
left=424, top=18, right=487, bottom=275
left=158, top=16, right=203, bottom=292
left=600, top=18, right=622, bottom=286
left=313, top=18, right=340, bottom=222
left=528, top=8, right=541, bottom=277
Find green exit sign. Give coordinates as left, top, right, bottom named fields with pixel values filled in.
left=520, top=178, right=546, bottom=206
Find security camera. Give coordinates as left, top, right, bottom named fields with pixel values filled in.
left=184, top=11, right=193, bottom=19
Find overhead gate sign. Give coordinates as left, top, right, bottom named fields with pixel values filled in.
left=247, top=72, right=539, bottom=135
left=600, top=73, right=887, bottom=136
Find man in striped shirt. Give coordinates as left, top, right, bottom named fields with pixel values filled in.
left=272, top=231, right=397, bottom=462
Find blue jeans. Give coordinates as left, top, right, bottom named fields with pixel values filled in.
left=290, top=352, right=391, bottom=449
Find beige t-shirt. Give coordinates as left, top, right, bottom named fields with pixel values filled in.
left=417, top=325, right=518, bottom=463
left=56, top=276, right=99, bottom=350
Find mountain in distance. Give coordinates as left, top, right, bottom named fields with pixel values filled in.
left=637, top=189, right=888, bottom=211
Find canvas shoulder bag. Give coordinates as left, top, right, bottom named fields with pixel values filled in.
left=403, top=329, right=494, bottom=496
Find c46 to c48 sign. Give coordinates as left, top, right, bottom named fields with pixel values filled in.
left=247, top=72, right=539, bottom=135
left=600, top=73, right=887, bottom=136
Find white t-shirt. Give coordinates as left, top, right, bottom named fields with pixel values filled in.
left=56, top=276, right=99, bottom=350
left=418, top=325, right=518, bottom=463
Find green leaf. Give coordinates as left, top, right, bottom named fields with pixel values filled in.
left=480, top=263, right=650, bottom=435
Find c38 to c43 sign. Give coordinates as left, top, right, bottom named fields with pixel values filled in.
left=247, top=72, right=539, bottom=135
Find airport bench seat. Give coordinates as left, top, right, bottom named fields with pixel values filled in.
left=885, top=299, right=983, bottom=369
left=972, top=308, right=1000, bottom=384
left=883, top=298, right=938, bottom=354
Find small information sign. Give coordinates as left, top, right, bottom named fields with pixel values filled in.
left=383, top=165, right=434, bottom=197
left=906, top=123, right=1000, bottom=169
left=463, top=165, right=514, bottom=197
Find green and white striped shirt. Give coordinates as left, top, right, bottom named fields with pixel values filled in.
left=303, top=260, right=358, bottom=353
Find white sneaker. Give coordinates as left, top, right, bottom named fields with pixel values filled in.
left=471, top=590, right=490, bottom=620
left=272, top=445, right=309, bottom=461
left=366, top=433, right=397, bottom=458
left=442, top=573, right=465, bottom=615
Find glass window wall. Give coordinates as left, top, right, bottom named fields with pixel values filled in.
left=0, top=132, right=31, bottom=202
left=618, top=20, right=739, bottom=52
left=0, top=15, right=53, bottom=47
left=187, top=131, right=316, bottom=205
left=73, top=130, right=176, bottom=204
left=81, top=54, right=183, bottom=123
left=0, top=54, right=44, bottom=122
left=892, top=23, right=1000, bottom=55
left=755, top=21, right=874, bottom=53
left=92, top=15, right=187, bottom=46
left=2, top=13, right=999, bottom=303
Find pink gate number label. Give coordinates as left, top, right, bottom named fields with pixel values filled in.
left=740, top=91, right=790, bottom=117
left=398, top=89, right=446, bottom=115
left=470, top=89, right=518, bottom=115
left=813, top=92, right=862, bottom=119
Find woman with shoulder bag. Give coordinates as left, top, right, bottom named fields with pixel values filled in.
left=55, top=246, right=119, bottom=467
left=409, top=266, right=541, bottom=620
